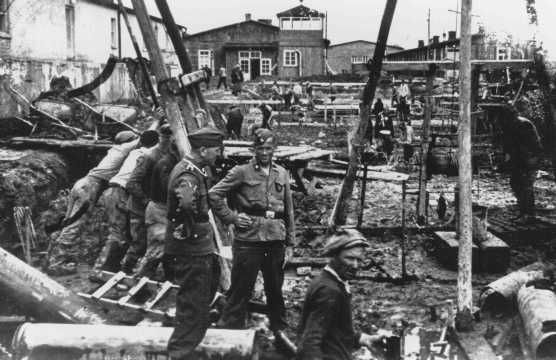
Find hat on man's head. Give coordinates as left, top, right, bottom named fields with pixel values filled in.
left=188, top=127, right=225, bottom=149
left=253, top=128, right=275, bottom=147
left=321, top=229, right=369, bottom=257
left=114, top=130, right=138, bottom=144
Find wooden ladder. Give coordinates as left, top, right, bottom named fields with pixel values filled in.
left=79, top=271, right=178, bottom=318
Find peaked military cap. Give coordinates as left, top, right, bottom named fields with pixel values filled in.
left=253, top=128, right=276, bottom=147
left=188, top=127, right=225, bottom=148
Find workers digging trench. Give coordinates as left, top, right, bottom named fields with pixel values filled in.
left=1, top=1, right=556, bottom=360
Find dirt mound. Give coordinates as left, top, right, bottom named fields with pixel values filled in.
left=0, top=148, right=69, bottom=250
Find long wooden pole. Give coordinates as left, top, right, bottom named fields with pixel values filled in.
left=130, top=0, right=191, bottom=154
left=117, top=0, right=159, bottom=109
left=456, top=0, right=474, bottom=332
left=327, top=0, right=397, bottom=231
left=0, top=246, right=106, bottom=324
left=154, top=0, right=210, bottom=119
left=417, top=65, right=435, bottom=224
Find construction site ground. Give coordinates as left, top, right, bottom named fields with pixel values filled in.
left=0, top=121, right=555, bottom=359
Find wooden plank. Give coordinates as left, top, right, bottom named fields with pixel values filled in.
left=144, top=281, right=174, bottom=311
left=454, top=329, right=499, bottom=360
left=179, top=70, right=207, bottom=87
left=206, top=99, right=281, bottom=105
left=118, top=276, right=150, bottom=305
left=305, top=165, right=410, bottom=182
left=91, top=271, right=126, bottom=300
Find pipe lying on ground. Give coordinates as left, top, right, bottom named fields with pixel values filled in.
left=517, top=285, right=556, bottom=358
left=0, top=246, right=106, bottom=324
left=480, top=262, right=545, bottom=314
left=11, top=323, right=258, bottom=360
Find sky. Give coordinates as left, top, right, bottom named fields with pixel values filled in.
left=140, top=0, right=556, bottom=57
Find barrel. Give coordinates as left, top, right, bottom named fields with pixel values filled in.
left=517, top=285, right=556, bottom=358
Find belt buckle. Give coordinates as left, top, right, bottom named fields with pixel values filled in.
left=265, top=210, right=275, bottom=219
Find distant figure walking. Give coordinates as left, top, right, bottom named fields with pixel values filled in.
left=231, top=64, right=244, bottom=96
left=217, top=66, right=228, bottom=90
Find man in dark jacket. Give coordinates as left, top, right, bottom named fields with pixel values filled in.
left=231, top=64, right=244, bottom=96
left=165, top=127, right=224, bottom=360
left=297, top=229, right=388, bottom=359
left=209, top=128, right=296, bottom=346
left=226, top=105, right=244, bottom=139
left=502, top=104, right=542, bottom=222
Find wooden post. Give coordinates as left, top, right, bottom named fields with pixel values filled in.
left=401, top=180, right=407, bottom=278
left=357, top=161, right=369, bottom=228
left=417, top=65, right=435, bottom=224
left=154, top=0, right=210, bottom=120
left=130, top=0, right=192, bottom=152
left=456, top=0, right=474, bottom=332
left=117, top=0, right=159, bottom=109
left=0, top=246, right=106, bottom=324
left=327, top=0, right=397, bottom=231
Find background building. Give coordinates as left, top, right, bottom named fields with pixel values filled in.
left=327, top=40, right=403, bottom=74
left=0, top=0, right=183, bottom=104
left=184, top=3, right=326, bottom=80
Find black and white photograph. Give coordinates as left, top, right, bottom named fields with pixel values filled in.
left=0, top=0, right=555, bottom=359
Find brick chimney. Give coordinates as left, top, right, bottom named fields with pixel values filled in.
left=418, top=40, right=425, bottom=48
left=245, top=13, right=252, bottom=21
left=448, top=31, right=456, bottom=41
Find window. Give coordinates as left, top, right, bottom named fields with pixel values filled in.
left=249, top=51, right=261, bottom=58
left=239, top=59, right=249, bottom=73
left=351, top=55, right=369, bottom=64
left=110, top=18, right=118, bottom=49
left=65, top=1, right=75, bottom=57
left=0, top=0, right=8, bottom=34
left=261, top=58, right=271, bottom=75
left=198, top=49, right=213, bottom=70
left=280, top=16, right=322, bottom=30
left=284, top=50, right=298, bottom=67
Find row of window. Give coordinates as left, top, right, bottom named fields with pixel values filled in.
left=279, top=17, right=322, bottom=30
left=351, top=55, right=369, bottom=64
left=196, top=49, right=300, bottom=74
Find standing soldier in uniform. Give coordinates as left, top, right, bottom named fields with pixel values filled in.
left=209, top=128, right=296, bottom=347
left=165, top=127, right=225, bottom=360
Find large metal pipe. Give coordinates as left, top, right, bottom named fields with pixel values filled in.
left=0, top=246, right=106, bottom=324
left=480, top=262, right=545, bottom=314
left=517, top=285, right=556, bottom=358
left=11, top=323, right=258, bottom=360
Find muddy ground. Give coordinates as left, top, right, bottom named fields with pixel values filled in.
left=0, top=120, right=555, bottom=359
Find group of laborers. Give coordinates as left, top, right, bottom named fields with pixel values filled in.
left=47, top=119, right=389, bottom=359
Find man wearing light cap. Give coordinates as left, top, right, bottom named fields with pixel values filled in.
left=209, top=128, right=296, bottom=348
left=297, top=229, right=387, bottom=359
left=121, top=124, right=174, bottom=274
left=46, top=130, right=138, bottom=276
left=165, top=127, right=224, bottom=360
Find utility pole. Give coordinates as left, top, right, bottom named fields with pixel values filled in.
left=427, top=8, right=431, bottom=60
left=456, top=0, right=474, bottom=332
left=130, top=0, right=191, bottom=153
left=328, top=0, right=398, bottom=230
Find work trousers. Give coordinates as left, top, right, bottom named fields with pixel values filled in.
left=510, top=167, right=537, bottom=216
left=135, top=201, right=171, bottom=280
left=93, top=186, right=130, bottom=272
left=167, top=253, right=221, bottom=360
left=217, top=77, right=228, bottom=90
left=48, top=176, right=104, bottom=267
left=220, top=241, right=287, bottom=332
left=121, top=209, right=147, bottom=274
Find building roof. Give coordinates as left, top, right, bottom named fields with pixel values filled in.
left=185, top=20, right=279, bottom=39
left=329, top=40, right=404, bottom=50
left=387, top=33, right=484, bottom=57
left=276, top=4, right=325, bottom=18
